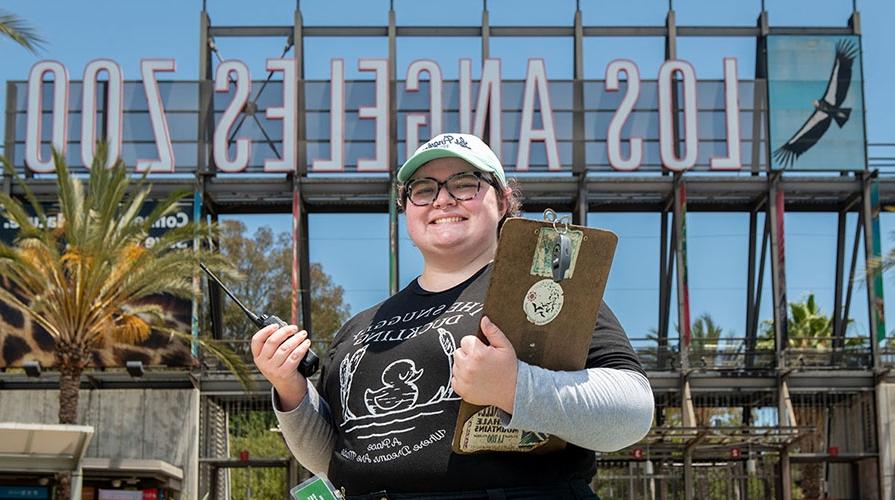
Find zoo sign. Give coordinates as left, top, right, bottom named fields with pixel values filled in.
left=14, top=37, right=865, bottom=175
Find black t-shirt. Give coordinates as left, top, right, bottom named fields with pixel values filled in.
left=317, top=264, right=644, bottom=495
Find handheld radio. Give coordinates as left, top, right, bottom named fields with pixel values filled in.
left=199, top=263, right=319, bottom=378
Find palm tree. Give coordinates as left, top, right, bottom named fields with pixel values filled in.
left=690, top=313, right=725, bottom=367
left=643, top=313, right=726, bottom=370
left=758, top=293, right=860, bottom=352
left=0, top=10, right=44, bottom=53
left=0, top=147, right=248, bottom=499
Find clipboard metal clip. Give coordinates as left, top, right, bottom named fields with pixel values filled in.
left=544, top=209, right=572, bottom=283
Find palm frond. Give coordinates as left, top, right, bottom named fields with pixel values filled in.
left=155, top=326, right=255, bottom=393
left=0, top=10, right=44, bottom=53
left=0, top=146, right=248, bottom=393
left=1, top=156, right=48, bottom=229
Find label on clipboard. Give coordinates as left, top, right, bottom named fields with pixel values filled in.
left=457, top=405, right=549, bottom=453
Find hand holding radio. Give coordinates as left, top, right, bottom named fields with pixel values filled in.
left=200, top=263, right=320, bottom=410
left=251, top=322, right=314, bottom=411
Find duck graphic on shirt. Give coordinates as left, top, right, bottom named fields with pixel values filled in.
left=363, top=359, right=425, bottom=415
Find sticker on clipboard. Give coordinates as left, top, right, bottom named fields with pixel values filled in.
left=530, top=228, right=583, bottom=280
left=523, top=279, right=564, bottom=326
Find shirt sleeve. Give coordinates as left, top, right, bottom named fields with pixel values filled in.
left=502, top=363, right=654, bottom=452
left=272, top=383, right=337, bottom=474
left=500, top=301, right=653, bottom=451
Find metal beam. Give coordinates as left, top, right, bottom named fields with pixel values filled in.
left=3, top=82, right=16, bottom=194
left=768, top=173, right=788, bottom=368
left=572, top=7, right=587, bottom=226
left=833, top=207, right=847, bottom=346
left=199, top=23, right=856, bottom=40
left=862, top=172, right=883, bottom=367
left=11, top=174, right=895, bottom=213
left=387, top=8, right=399, bottom=295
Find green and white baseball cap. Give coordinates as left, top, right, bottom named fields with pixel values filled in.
left=398, top=133, right=506, bottom=186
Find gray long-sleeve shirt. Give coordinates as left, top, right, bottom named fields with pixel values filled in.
left=277, top=266, right=652, bottom=493
left=274, top=362, right=654, bottom=475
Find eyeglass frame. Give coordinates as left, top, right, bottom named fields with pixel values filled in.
left=401, top=171, right=500, bottom=207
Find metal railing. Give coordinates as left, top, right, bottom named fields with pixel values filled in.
left=199, top=334, right=882, bottom=373
left=632, top=335, right=873, bottom=371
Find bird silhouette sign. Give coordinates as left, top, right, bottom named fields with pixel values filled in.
left=771, top=38, right=860, bottom=169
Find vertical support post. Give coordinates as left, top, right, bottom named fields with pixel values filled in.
left=862, top=172, right=884, bottom=365
left=288, top=458, right=301, bottom=493
left=209, top=466, right=218, bottom=500
left=682, top=376, right=696, bottom=428
left=863, top=171, right=886, bottom=499
left=833, top=208, right=847, bottom=346
left=777, top=375, right=796, bottom=500
left=192, top=8, right=213, bottom=355
left=192, top=189, right=203, bottom=357
left=674, top=177, right=691, bottom=369
left=387, top=6, right=399, bottom=295
left=209, top=210, right=224, bottom=340
left=665, top=10, right=676, bottom=60
left=572, top=7, right=587, bottom=225
left=292, top=8, right=313, bottom=330
left=753, top=213, right=770, bottom=343
left=295, top=9, right=306, bottom=178
left=675, top=177, right=694, bottom=496
left=4, top=82, right=17, bottom=194
left=684, top=447, right=694, bottom=500
left=842, top=210, right=862, bottom=349
left=658, top=206, right=669, bottom=372
left=778, top=448, right=792, bottom=500
left=746, top=205, right=758, bottom=368
left=768, top=173, right=788, bottom=368
left=69, top=465, right=83, bottom=500
left=198, top=10, right=213, bottom=174
left=481, top=1, right=490, bottom=60
left=293, top=188, right=313, bottom=332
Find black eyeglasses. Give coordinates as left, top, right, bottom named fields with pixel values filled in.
left=404, top=171, right=494, bottom=207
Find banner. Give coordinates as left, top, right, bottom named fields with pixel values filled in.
left=768, top=35, right=866, bottom=171
left=0, top=201, right=194, bottom=368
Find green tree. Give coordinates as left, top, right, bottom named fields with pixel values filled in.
left=644, top=313, right=727, bottom=370
left=217, top=220, right=350, bottom=347
left=690, top=313, right=725, bottom=367
left=0, top=10, right=44, bottom=52
left=228, top=411, right=290, bottom=500
left=757, top=293, right=860, bottom=350
left=0, top=148, right=247, bottom=500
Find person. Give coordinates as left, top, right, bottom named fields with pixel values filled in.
left=251, top=133, right=654, bottom=499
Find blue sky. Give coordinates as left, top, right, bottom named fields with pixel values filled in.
left=1, top=0, right=894, bottom=346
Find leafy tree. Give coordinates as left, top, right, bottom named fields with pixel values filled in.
left=228, top=411, right=290, bottom=500
left=216, top=220, right=350, bottom=348
left=690, top=314, right=725, bottom=367
left=757, top=293, right=860, bottom=350
left=643, top=313, right=729, bottom=370
left=0, top=148, right=247, bottom=500
left=0, top=10, right=43, bottom=52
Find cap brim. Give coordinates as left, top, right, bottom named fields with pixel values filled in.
left=398, top=148, right=501, bottom=183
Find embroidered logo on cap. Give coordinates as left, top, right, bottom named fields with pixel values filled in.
left=424, top=135, right=471, bottom=151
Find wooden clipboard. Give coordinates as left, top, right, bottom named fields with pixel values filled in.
left=451, top=216, right=618, bottom=454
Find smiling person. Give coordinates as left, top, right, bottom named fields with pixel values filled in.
left=251, top=133, right=654, bottom=499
